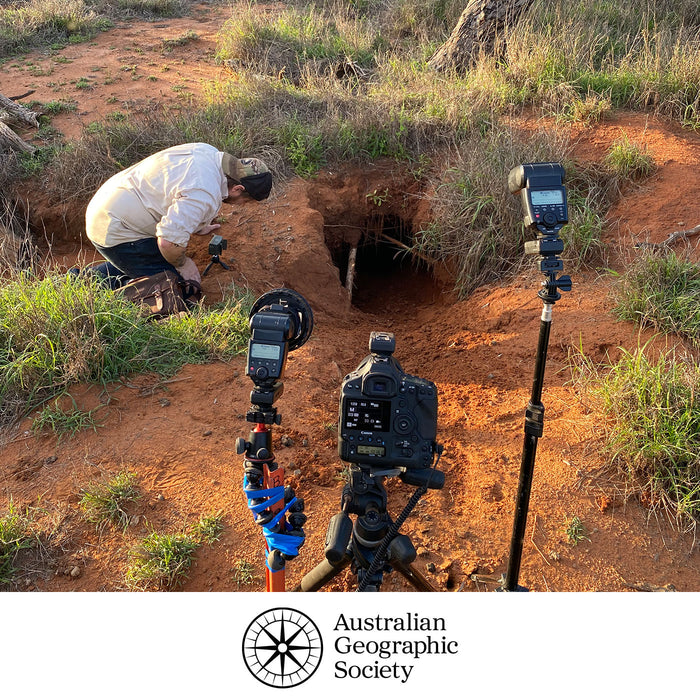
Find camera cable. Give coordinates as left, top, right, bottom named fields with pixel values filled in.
left=356, top=446, right=443, bottom=592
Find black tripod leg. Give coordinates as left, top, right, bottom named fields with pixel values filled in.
left=296, top=554, right=351, bottom=592
left=392, top=561, right=437, bottom=592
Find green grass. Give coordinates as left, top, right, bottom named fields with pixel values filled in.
left=571, top=341, right=700, bottom=527
left=604, top=135, right=657, bottom=181
left=231, top=558, right=258, bottom=588
left=564, top=516, right=590, bottom=545
left=79, top=471, right=140, bottom=531
left=612, top=251, right=700, bottom=346
left=0, top=273, right=251, bottom=429
left=0, top=0, right=111, bottom=57
left=190, top=512, right=224, bottom=544
left=0, top=502, right=36, bottom=586
left=126, top=530, right=200, bottom=590
left=31, top=403, right=101, bottom=438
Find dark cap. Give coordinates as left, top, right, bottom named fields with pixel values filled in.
left=221, top=154, right=272, bottom=200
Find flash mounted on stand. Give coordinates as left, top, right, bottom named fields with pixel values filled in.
left=236, top=288, right=314, bottom=591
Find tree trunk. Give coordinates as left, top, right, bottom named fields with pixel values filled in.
left=428, top=0, right=534, bottom=73
left=0, top=92, right=38, bottom=154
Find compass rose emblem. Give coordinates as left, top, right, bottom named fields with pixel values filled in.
left=242, top=608, right=323, bottom=688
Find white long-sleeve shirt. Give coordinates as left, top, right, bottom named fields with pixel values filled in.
left=85, top=143, right=229, bottom=248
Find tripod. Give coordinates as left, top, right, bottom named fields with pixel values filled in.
left=298, top=463, right=442, bottom=592
left=202, top=252, right=230, bottom=277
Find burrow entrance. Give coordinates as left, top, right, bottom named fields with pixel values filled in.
left=324, top=213, right=443, bottom=314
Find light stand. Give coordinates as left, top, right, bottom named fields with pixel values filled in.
left=501, top=163, right=571, bottom=592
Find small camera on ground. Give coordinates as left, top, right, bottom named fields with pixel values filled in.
left=338, top=331, right=441, bottom=481
left=208, top=234, right=227, bottom=256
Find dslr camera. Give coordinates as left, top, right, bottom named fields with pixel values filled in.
left=338, top=332, right=440, bottom=480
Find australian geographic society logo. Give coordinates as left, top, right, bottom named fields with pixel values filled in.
left=242, top=608, right=323, bottom=688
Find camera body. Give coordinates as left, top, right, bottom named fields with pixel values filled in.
left=338, top=332, right=438, bottom=471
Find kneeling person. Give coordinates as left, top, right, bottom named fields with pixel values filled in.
left=85, top=142, right=271, bottom=288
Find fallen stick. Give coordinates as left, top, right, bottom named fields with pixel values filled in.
left=635, top=224, right=700, bottom=250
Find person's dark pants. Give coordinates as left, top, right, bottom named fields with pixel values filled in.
left=90, top=238, right=181, bottom=290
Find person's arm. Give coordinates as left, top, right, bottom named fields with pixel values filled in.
left=158, top=239, right=201, bottom=283
left=156, top=188, right=219, bottom=283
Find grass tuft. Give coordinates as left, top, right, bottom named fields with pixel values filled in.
left=0, top=272, right=251, bottom=430
left=126, top=530, right=200, bottom=590
left=0, top=501, right=36, bottom=586
left=612, top=251, right=700, bottom=346
left=79, top=471, right=140, bottom=531
left=571, top=341, right=700, bottom=529
left=190, top=512, right=224, bottom=545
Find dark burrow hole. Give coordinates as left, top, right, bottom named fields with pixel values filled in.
left=326, top=214, right=443, bottom=314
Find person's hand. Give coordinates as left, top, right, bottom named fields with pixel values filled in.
left=175, top=256, right=201, bottom=285
left=195, top=223, right=221, bottom=236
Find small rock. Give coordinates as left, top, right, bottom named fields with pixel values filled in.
left=130, top=515, right=140, bottom=526
left=70, top=566, right=81, bottom=578
left=203, top=429, right=213, bottom=437
left=158, top=398, right=170, bottom=407
left=156, top=493, right=164, bottom=501
left=426, top=562, right=436, bottom=573
left=280, top=435, right=293, bottom=447
left=294, top=470, right=302, bottom=477
left=302, top=439, right=309, bottom=447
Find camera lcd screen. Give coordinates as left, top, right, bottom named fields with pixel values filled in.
left=250, top=343, right=281, bottom=360
left=344, top=399, right=391, bottom=431
left=357, top=445, right=386, bottom=457
left=531, top=189, right=563, bottom=205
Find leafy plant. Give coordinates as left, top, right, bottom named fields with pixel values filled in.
left=564, top=516, right=590, bottom=545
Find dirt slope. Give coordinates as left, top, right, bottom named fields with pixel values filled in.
left=3, top=4, right=700, bottom=592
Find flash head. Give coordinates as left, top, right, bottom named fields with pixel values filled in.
left=508, top=162, right=568, bottom=235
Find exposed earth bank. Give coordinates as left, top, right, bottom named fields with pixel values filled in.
left=3, top=5, right=700, bottom=592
